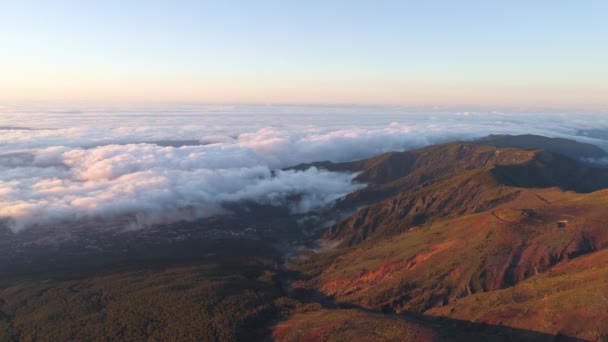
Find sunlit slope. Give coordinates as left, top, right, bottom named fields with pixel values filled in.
left=322, top=142, right=608, bottom=246
left=290, top=187, right=608, bottom=339
left=427, top=248, right=608, bottom=340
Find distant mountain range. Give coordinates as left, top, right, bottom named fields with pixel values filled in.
left=2, top=134, right=607, bottom=341
left=473, top=134, right=608, bottom=161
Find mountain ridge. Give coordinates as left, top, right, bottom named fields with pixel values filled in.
left=318, top=140, right=608, bottom=246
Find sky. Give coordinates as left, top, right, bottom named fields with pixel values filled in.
left=1, top=0, right=607, bottom=110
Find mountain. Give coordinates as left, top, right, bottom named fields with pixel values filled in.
left=294, top=187, right=608, bottom=304
left=2, top=134, right=608, bottom=341
left=282, top=137, right=608, bottom=340
left=317, top=141, right=608, bottom=246
left=293, top=135, right=608, bottom=211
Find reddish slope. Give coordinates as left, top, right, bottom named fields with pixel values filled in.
left=427, top=248, right=608, bottom=340
left=292, top=188, right=608, bottom=317
left=325, top=168, right=520, bottom=246
left=283, top=139, right=608, bottom=340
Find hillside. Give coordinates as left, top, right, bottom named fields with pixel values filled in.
left=283, top=140, right=608, bottom=340
left=294, top=136, right=608, bottom=216
left=427, top=248, right=608, bottom=341
left=322, top=142, right=608, bottom=246
left=287, top=187, right=608, bottom=339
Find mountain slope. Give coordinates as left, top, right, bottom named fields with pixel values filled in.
left=325, top=167, right=520, bottom=245
left=289, top=188, right=608, bottom=339
left=427, top=248, right=608, bottom=341
left=322, top=142, right=608, bottom=246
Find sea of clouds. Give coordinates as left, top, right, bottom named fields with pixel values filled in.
left=1, top=103, right=607, bottom=232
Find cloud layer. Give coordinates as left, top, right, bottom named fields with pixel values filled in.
left=1, top=104, right=607, bottom=232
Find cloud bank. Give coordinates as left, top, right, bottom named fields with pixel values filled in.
left=1, top=104, right=607, bottom=232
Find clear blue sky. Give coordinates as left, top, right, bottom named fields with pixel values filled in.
left=1, top=0, right=607, bottom=109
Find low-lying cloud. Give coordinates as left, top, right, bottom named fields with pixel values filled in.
left=1, top=104, right=607, bottom=232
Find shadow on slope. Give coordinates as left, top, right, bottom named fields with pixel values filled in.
left=272, top=267, right=586, bottom=342
left=472, top=134, right=608, bottom=162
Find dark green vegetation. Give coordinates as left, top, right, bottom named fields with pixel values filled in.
left=2, top=135, right=608, bottom=341
left=0, top=258, right=280, bottom=341
left=0, top=218, right=303, bottom=341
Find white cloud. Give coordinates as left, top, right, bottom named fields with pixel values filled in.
left=0, top=139, right=363, bottom=231
left=1, top=104, right=607, bottom=232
